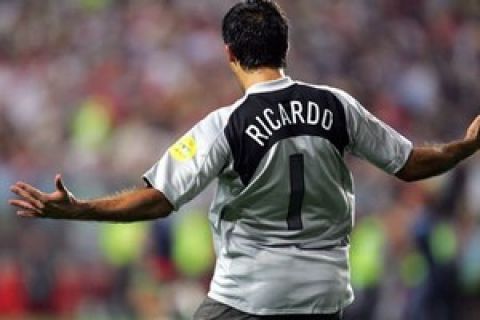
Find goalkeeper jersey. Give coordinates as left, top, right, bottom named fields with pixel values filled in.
left=143, top=76, right=412, bottom=315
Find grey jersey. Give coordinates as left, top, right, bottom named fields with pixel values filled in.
left=143, top=77, right=412, bottom=315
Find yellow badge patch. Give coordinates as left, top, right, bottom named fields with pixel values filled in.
left=170, top=135, right=197, bottom=161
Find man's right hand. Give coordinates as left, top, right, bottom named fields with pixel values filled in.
left=9, top=174, right=78, bottom=219
left=465, top=115, right=480, bottom=149
left=9, top=175, right=173, bottom=222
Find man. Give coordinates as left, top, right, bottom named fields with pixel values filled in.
left=9, top=1, right=480, bottom=319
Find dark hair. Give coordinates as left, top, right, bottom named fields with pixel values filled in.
left=222, top=0, right=289, bottom=70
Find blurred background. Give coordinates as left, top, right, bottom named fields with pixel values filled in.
left=0, top=0, right=480, bottom=319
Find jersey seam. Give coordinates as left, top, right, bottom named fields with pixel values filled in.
left=143, top=172, right=181, bottom=211
left=295, top=81, right=354, bottom=150
left=180, top=106, right=243, bottom=204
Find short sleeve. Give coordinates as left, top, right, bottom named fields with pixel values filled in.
left=143, top=111, right=230, bottom=210
left=331, top=88, right=413, bottom=174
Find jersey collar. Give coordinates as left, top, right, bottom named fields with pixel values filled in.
left=245, top=76, right=294, bottom=95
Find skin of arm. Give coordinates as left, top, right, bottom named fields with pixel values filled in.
left=9, top=116, right=480, bottom=219
left=9, top=175, right=173, bottom=222
left=396, top=115, right=480, bottom=182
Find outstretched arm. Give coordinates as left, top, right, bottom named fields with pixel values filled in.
left=9, top=175, right=173, bottom=222
left=396, top=116, right=480, bottom=182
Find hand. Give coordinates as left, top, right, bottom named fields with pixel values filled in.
left=9, top=174, right=79, bottom=219
left=465, top=115, right=480, bottom=149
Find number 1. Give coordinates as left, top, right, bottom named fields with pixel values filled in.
left=287, top=154, right=304, bottom=230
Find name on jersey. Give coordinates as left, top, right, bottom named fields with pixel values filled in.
left=245, top=100, right=333, bottom=146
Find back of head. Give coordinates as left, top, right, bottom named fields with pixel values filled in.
left=222, top=0, right=289, bottom=70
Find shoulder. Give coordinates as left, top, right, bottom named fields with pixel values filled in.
left=294, top=81, right=359, bottom=106
left=200, top=96, right=249, bottom=130
left=187, top=97, right=249, bottom=152
left=293, top=81, right=370, bottom=127
left=192, top=96, right=251, bottom=145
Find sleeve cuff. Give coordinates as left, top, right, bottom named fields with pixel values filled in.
left=142, top=174, right=179, bottom=212
left=387, top=140, right=414, bottom=175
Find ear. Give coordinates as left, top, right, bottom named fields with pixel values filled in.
left=225, top=45, right=237, bottom=63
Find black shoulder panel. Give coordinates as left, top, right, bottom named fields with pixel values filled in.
left=224, top=84, right=349, bottom=185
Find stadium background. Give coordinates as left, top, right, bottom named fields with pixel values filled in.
left=1, top=0, right=480, bottom=319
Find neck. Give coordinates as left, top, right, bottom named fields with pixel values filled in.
left=236, top=67, right=285, bottom=92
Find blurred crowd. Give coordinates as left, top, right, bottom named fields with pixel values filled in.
left=0, top=0, right=480, bottom=319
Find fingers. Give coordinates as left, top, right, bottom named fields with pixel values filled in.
left=55, top=174, right=66, bottom=193
left=9, top=182, right=46, bottom=217
left=471, top=116, right=480, bottom=130
left=466, top=116, right=480, bottom=143
left=9, top=176, right=71, bottom=219
left=473, top=115, right=480, bottom=140
left=15, top=182, right=46, bottom=202
left=8, top=199, right=42, bottom=215
left=473, top=115, right=480, bottom=127
left=10, top=185, right=45, bottom=210
left=16, top=211, right=38, bottom=218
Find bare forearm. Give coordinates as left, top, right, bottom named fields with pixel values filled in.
left=60, top=188, right=172, bottom=222
left=396, top=139, right=479, bottom=182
